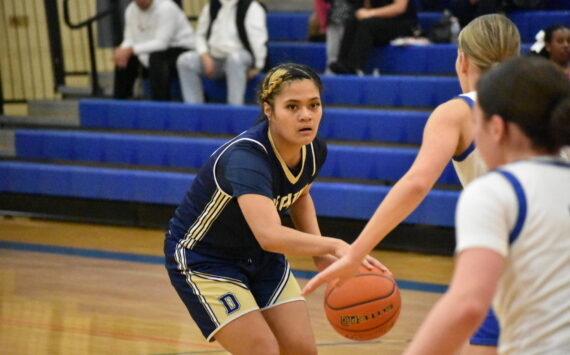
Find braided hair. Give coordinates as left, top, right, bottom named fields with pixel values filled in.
left=257, top=63, right=322, bottom=121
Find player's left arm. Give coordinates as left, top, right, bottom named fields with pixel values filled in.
left=404, top=247, right=505, bottom=355
left=288, top=184, right=333, bottom=271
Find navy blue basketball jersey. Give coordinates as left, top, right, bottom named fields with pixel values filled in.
left=167, top=120, right=327, bottom=258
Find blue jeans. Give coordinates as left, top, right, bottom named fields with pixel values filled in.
left=176, top=49, right=253, bottom=106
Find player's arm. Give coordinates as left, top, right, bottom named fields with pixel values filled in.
left=350, top=100, right=467, bottom=259
left=286, top=184, right=334, bottom=270
left=302, top=100, right=468, bottom=294
left=404, top=248, right=504, bottom=355
left=238, top=193, right=348, bottom=257
left=406, top=175, right=511, bottom=353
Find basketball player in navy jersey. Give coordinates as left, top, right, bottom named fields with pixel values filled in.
left=405, top=56, right=570, bottom=355
left=303, top=14, right=520, bottom=355
left=164, top=63, right=380, bottom=354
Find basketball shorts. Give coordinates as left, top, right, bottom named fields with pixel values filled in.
left=164, top=237, right=304, bottom=341
left=470, top=308, right=500, bottom=346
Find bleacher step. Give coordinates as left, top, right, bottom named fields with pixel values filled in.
left=28, top=99, right=79, bottom=119
left=0, top=114, right=80, bottom=128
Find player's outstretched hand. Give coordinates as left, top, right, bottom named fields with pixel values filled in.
left=301, top=253, right=389, bottom=296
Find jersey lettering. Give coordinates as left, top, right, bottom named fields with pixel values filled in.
left=219, top=293, right=240, bottom=314
left=273, top=186, right=307, bottom=211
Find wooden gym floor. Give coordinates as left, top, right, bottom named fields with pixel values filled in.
left=0, top=216, right=454, bottom=354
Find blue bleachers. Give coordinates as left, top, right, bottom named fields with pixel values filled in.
left=0, top=161, right=458, bottom=227
left=267, top=11, right=570, bottom=44
left=322, top=75, right=460, bottom=107
left=13, top=129, right=461, bottom=184
left=11, top=8, right=564, bottom=233
left=270, top=43, right=533, bottom=74
left=267, top=12, right=442, bottom=42
left=80, top=100, right=431, bottom=144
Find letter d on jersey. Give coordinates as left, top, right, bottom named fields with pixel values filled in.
left=219, top=293, right=241, bottom=314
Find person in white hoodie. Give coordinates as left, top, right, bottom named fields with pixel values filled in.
left=176, top=0, right=268, bottom=106
left=113, top=0, right=195, bottom=101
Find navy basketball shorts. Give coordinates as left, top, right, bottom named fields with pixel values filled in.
left=164, top=238, right=304, bottom=341
left=470, top=308, right=500, bottom=346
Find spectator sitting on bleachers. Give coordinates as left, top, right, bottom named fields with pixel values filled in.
left=113, top=0, right=195, bottom=101
left=530, top=24, right=570, bottom=78
left=328, top=0, right=418, bottom=75
left=176, top=0, right=268, bottom=106
left=449, top=0, right=500, bottom=29
left=315, top=0, right=358, bottom=73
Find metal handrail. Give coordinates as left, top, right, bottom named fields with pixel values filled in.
left=63, top=0, right=115, bottom=29
left=62, top=0, right=117, bottom=96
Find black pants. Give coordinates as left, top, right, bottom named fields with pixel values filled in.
left=113, top=47, right=188, bottom=101
left=337, top=16, right=416, bottom=71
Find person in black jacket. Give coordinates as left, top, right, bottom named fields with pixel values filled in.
left=328, top=0, right=418, bottom=75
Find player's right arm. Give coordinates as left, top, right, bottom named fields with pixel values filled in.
left=238, top=193, right=349, bottom=257
left=303, top=99, right=469, bottom=294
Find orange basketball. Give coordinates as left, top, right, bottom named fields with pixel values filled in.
left=323, top=266, right=401, bottom=341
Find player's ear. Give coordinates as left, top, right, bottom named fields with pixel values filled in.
left=459, top=51, right=469, bottom=75
left=489, top=114, right=507, bottom=143
left=263, top=102, right=273, bottom=120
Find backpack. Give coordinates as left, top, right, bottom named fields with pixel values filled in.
left=427, top=10, right=459, bottom=43
left=207, top=0, right=270, bottom=71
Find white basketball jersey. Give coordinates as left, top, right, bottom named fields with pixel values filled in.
left=456, top=157, right=570, bottom=354
left=451, top=92, right=487, bottom=186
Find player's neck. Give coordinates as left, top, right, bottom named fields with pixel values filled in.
left=268, top=130, right=302, bottom=168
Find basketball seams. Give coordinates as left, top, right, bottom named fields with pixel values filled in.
left=331, top=305, right=401, bottom=334
left=323, top=268, right=401, bottom=340
left=324, top=274, right=396, bottom=310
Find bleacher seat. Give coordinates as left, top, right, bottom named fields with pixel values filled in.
left=80, top=100, right=431, bottom=144
left=270, top=43, right=532, bottom=74
left=267, top=11, right=570, bottom=44
left=8, top=7, right=563, bottom=235
left=13, top=129, right=461, bottom=184
left=0, top=161, right=458, bottom=227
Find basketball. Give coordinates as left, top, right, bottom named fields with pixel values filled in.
left=323, top=266, right=401, bottom=341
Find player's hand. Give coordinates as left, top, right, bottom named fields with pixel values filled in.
left=331, top=239, right=351, bottom=259
left=312, top=254, right=338, bottom=272
left=201, top=53, right=215, bottom=78
left=302, top=253, right=391, bottom=296
left=302, top=254, right=360, bottom=296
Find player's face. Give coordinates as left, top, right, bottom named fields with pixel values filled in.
left=546, top=28, right=570, bottom=66
left=266, top=79, right=322, bottom=147
left=473, top=103, right=502, bottom=170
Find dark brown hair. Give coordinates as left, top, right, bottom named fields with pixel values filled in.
left=477, top=56, right=570, bottom=152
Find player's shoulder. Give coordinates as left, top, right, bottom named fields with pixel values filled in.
left=463, top=170, right=510, bottom=200
left=311, top=135, right=327, bottom=153
left=427, top=96, right=472, bottom=130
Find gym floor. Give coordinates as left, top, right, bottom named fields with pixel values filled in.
left=0, top=216, right=454, bottom=354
